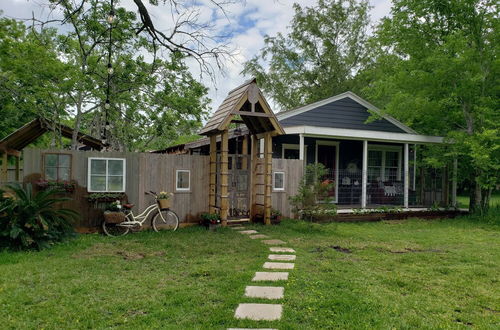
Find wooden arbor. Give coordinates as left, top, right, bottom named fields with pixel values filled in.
left=199, top=79, right=284, bottom=225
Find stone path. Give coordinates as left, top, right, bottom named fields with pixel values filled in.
left=229, top=226, right=297, bottom=329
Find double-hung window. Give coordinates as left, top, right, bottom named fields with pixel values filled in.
left=88, top=158, right=126, bottom=192
left=367, top=146, right=402, bottom=182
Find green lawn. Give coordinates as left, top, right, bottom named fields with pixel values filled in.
left=1, top=216, right=499, bottom=329
left=457, top=192, right=500, bottom=208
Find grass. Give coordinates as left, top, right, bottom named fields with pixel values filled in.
left=457, top=192, right=500, bottom=208
left=1, top=215, right=499, bottom=329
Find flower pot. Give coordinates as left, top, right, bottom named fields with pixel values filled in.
left=157, top=198, right=171, bottom=210
left=209, top=223, right=221, bottom=231
left=103, top=211, right=126, bottom=224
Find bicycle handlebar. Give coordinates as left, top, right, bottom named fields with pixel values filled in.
left=145, top=191, right=157, bottom=197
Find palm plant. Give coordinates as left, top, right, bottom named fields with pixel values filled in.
left=0, top=183, right=78, bottom=250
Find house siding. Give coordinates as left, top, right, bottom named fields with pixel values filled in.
left=279, top=97, right=406, bottom=133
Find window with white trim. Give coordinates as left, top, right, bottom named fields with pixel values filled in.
left=367, top=147, right=401, bottom=182
left=273, top=171, right=285, bottom=191
left=176, top=170, right=190, bottom=191
left=88, top=158, right=125, bottom=192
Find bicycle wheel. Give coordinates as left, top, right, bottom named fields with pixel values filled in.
left=102, top=221, right=130, bottom=237
left=152, top=210, right=179, bottom=232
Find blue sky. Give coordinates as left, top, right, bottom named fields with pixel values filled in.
left=1, top=0, right=392, bottom=113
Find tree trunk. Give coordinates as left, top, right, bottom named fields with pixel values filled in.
left=71, top=90, right=84, bottom=150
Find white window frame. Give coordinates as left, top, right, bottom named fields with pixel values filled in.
left=367, top=144, right=402, bottom=181
left=314, top=140, right=340, bottom=203
left=273, top=171, right=285, bottom=191
left=175, top=169, right=191, bottom=192
left=87, top=157, right=126, bottom=192
left=282, top=143, right=307, bottom=163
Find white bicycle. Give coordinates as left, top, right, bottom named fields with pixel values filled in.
left=102, top=191, right=179, bottom=237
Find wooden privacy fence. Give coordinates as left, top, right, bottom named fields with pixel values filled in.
left=22, top=148, right=303, bottom=229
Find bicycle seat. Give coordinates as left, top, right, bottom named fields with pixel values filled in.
left=122, top=203, right=134, bottom=209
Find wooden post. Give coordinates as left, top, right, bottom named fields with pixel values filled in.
left=361, top=140, right=368, bottom=208
left=250, top=135, right=259, bottom=221
left=1, top=152, right=7, bottom=184
left=209, top=135, right=217, bottom=214
left=443, top=165, right=449, bottom=206
left=220, top=130, right=229, bottom=226
left=404, top=143, right=409, bottom=208
left=242, top=135, right=248, bottom=170
left=264, top=132, right=272, bottom=225
left=299, top=133, right=304, bottom=161
left=15, top=156, right=20, bottom=182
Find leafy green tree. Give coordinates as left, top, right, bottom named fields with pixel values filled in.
left=364, top=0, right=499, bottom=212
left=0, top=18, right=70, bottom=144
left=243, top=0, right=370, bottom=110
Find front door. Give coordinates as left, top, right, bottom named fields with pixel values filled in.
left=317, top=143, right=337, bottom=199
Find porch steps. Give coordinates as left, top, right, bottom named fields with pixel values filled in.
left=227, top=218, right=251, bottom=226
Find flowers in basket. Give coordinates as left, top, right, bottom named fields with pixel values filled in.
left=157, top=191, right=173, bottom=209
left=106, top=200, right=122, bottom=212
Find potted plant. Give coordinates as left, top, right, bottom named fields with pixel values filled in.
left=271, top=209, right=282, bottom=224
left=200, top=212, right=221, bottom=230
left=103, top=200, right=126, bottom=224
left=157, top=191, right=173, bottom=210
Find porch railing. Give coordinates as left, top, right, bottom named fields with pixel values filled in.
left=321, top=168, right=448, bottom=209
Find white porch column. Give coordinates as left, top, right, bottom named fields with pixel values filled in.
left=361, top=140, right=368, bottom=208
left=452, top=158, right=458, bottom=208
left=404, top=143, right=409, bottom=208
left=299, top=133, right=305, bottom=161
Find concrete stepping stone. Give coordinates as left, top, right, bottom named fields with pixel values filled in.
left=263, top=262, right=295, bottom=270
left=245, top=286, right=284, bottom=299
left=268, top=254, right=296, bottom=261
left=249, top=234, right=269, bottom=239
left=262, top=239, right=286, bottom=245
left=238, top=230, right=258, bottom=235
left=270, top=247, right=295, bottom=253
left=234, top=303, right=282, bottom=321
left=252, top=272, right=289, bottom=281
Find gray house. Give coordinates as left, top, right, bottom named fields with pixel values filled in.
left=161, top=91, right=454, bottom=209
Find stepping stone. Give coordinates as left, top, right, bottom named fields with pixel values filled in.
left=262, top=239, right=286, bottom=245
left=238, top=230, right=258, bottom=235
left=234, top=303, right=282, bottom=321
left=245, top=286, right=284, bottom=299
left=263, top=262, right=295, bottom=270
left=230, top=226, right=245, bottom=230
left=270, top=247, right=295, bottom=253
left=268, top=254, right=296, bottom=261
left=252, top=272, right=289, bottom=281
left=249, top=234, right=269, bottom=239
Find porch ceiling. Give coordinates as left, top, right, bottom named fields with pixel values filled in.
left=284, top=125, right=444, bottom=144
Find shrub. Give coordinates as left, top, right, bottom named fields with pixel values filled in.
left=0, top=184, right=78, bottom=250
left=289, top=163, right=337, bottom=221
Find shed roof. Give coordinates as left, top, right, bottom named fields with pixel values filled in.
left=0, top=118, right=104, bottom=154
left=199, top=78, right=284, bottom=136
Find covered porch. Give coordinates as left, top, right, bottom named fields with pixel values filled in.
left=273, top=125, right=456, bottom=209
